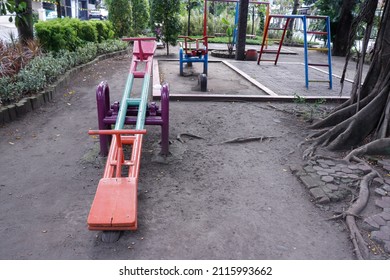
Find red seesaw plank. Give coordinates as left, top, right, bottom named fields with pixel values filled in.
left=87, top=177, right=138, bottom=231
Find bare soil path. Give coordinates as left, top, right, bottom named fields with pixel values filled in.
left=0, top=53, right=355, bottom=259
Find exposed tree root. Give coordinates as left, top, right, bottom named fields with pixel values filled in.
left=376, top=95, right=390, bottom=138
left=176, top=133, right=204, bottom=143
left=221, top=136, right=276, bottom=144
left=330, top=155, right=378, bottom=259
left=305, top=85, right=389, bottom=151
left=346, top=215, right=368, bottom=260
left=344, top=138, right=390, bottom=161
left=345, top=165, right=378, bottom=259
left=309, top=94, right=373, bottom=130
left=302, top=0, right=390, bottom=260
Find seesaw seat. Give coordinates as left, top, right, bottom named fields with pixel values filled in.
left=87, top=177, right=138, bottom=231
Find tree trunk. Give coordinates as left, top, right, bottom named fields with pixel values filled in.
left=307, top=0, right=390, bottom=152
left=332, top=0, right=356, bottom=56
left=286, top=0, right=299, bottom=40
left=57, top=0, right=62, bottom=18
left=187, top=0, right=191, bottom=36
left=235, top=0, right=249, bottom=61
left=15, top=0, right=33, bottom=44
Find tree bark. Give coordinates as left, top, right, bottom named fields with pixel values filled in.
left=286, top=0, right=300, bottom=40
left=187, top=0, right=194, bottom=36
left=235, top=0, right=249, bottom=61
left=332, top=0, right=356, bottom=56
left=57, top=0, right=62, bottom=18
left=307, top=0, right=390, bottom=152
left=15, top=0, right=33, bottom=44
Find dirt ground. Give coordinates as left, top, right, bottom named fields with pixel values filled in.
left=0, top=51, right=358, bottom=260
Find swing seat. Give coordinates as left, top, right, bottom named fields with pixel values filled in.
left=87, top=177, right=138, bottom=231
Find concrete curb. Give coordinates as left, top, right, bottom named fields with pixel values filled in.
left=0, top=49, right=129, bottom=126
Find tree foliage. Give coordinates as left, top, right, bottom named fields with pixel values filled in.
left=105, top=0, right=132, bottom=38
left=314, top=0, right=362, bottom=56
left=131, top=0, right=150, bottom=35
left=150, top=0, right=182, bottom=55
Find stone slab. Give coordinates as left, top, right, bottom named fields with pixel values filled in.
left=382, top=184, right=390, bottom=192
left=365, top=217, right=381, bottom=231
left=364, top=216, right=380, bottom=231
left=379, top=212, right=390, bottom=221
left=376, top=197, right=390, bottom=209
left=15, top=100, right=27, bottom=117
left=321, top=175, right=334, bottom=183
left=6, top=104, right=17, bottom=121
left=317, top=196, right=331, bottom=204
left=384, top=241, right=390, bottom=254
left=375, top=188, right=388, bottom=196
left=372, top=214, right=387, bottom=227
left=382, top=165, right=390, bottom=173
left=0, top=106, right=10, bottom=124
left=327, top=184, right=339, bottom=191
left=357, top=164, right=372, bottom=174
left=299, top=175, right=320, bottom=189
left=317, top=171, right=329, bottom=176
left=373, top=177, right=384, bottom=188
left=309, top=187, right=327, bottom=201
left=371, top=230, right=390, bottom=244
left=303, top=165, right=316, bottom=173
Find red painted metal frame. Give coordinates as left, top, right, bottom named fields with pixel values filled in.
left=88, top=130, right=147, bottom=179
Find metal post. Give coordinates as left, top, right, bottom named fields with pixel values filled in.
left=326, top=16, right=333, bottom=89
left=303, top=16, right=309, bottom=89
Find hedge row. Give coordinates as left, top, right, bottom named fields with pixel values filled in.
left=35, top=18, right=115, bottom=52
left=0, top=40, right=128, bottom=106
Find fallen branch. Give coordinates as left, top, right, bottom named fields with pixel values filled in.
left=221, top=136, right=276, bottom=144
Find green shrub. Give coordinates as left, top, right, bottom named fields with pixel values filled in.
left=78, top=21, right=98, bottom=43
left=35, top=18, right=116, bottom=52
left=0, top=40, right=128, bottom=106
left=35, top=19, right=81, bottom=52
left=54, top=49, right=77, bottom=69
left=91, top=21, right=115, bottom=42
left=97, top=39, right=128, bottom=54
left=15, top=53, right=66, bottom=97
left=0, top=77, right=24, bottom=105
left=75, top=42, right=98, bottom=65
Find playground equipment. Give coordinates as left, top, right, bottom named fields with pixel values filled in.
left=87, top=38, right=169, bottom=237
left=179, top=35, right=212, bottom=91
left=257, top=14, right=333, bottom=89
left=202, top=1, right=270, bottom=47
left=179, top=1, right=270, bottom=91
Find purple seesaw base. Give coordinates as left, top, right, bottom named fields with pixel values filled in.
left=96, top=81, right=170, bottom=156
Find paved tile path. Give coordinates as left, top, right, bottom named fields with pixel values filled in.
left=293, top=157, right=390, bottom=255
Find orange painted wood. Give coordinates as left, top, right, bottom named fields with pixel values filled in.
left=87, top=177, right=138, bottom=230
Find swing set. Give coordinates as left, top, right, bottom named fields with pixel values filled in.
left=178, top=0, right=270, bottom=91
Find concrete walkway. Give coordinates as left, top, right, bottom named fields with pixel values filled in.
left=154, top=43, right=369, bottom=101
